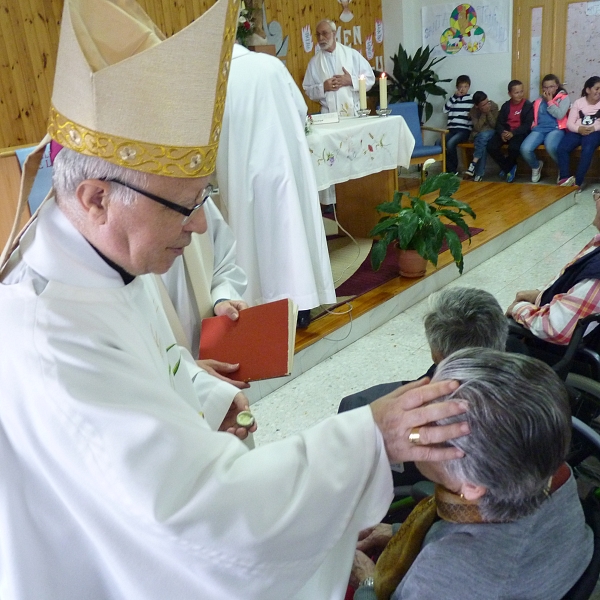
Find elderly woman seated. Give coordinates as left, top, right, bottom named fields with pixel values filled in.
left=351, top=348, right=593, bottom=600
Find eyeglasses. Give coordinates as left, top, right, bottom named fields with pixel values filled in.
left=102, top=178, right=212, bottom=225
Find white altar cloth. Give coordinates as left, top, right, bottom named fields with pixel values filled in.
left=306, top=115, right=415, bottom=191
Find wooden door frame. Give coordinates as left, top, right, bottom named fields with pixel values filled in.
left=513, top=0, right=589, bottom=93
left=512, top=0, right=556, bottom=95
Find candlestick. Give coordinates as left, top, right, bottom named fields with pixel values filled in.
left=379, top=73, right=388, bottom=109
left=359, top=75, right=367, bottom=110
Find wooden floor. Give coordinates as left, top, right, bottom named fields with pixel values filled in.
left=295, top=179, right=573, bottom=353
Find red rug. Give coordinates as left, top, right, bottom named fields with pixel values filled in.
left=335, top=225, right=483, bottom=298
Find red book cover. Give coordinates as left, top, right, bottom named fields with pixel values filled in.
left=199, top=298, right=297, bottom=382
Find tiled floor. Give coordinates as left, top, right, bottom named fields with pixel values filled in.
left=251, top=187, right=596, bottom=444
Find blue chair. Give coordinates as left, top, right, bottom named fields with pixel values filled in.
left=387, top=101, right=447, bottom=174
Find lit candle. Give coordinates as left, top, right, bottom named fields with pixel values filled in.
left=380, top=73, right=388, bottom=109
left=359, top=75, right=367, bottom=110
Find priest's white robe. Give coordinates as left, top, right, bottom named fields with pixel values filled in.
left=216, top=45, right=336, bottom=310
left=0, top=198, right=392, bottom=599
left=302, top=44, right=375, bottom=116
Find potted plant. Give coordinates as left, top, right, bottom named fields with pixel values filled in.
left=385, top=44, right=451, bottom=123
left=369, top=172, right=476, bottom=277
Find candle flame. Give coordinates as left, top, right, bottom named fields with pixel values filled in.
left=381, top=72, right=387, bottom=79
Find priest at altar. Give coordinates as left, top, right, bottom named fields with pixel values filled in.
left=302, top=19, right=375, bottom=117
left=302, top=19, right=375, bottom=205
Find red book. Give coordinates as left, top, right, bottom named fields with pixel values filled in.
left=199, top=298, right=297, bottom=382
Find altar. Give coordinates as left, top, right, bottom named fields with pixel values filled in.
left=306, top=115, right=415, bottom=237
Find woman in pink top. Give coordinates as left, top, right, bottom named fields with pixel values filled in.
left=557, top=75, right=600, bottom=187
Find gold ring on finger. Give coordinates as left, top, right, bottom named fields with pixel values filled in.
left=408, top=427, right=421, bottom=445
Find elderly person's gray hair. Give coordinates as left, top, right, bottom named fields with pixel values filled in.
left=52, top=148, right=149, bottom=206
left=424, top=287, right=508, bottom=359
left=316, top=19, right=337, bottom=32
left=432, top=348, right=571, bottom=522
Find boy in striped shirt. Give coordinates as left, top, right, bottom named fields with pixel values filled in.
left=443, top=75, right=474, bottom=174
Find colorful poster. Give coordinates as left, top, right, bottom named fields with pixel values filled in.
left=422, top=1, right=509, bottom=56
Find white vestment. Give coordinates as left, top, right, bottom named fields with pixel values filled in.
left=0, top=198, right=392, bottom=599
left=160, top=198, right=246, bottom=357
left=216, top=45, right=336, bottom=310
left=302, top=44, right=375, bottom=116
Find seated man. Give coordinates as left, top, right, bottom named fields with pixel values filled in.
left=339, top=287, right=508, bottom=412
left=351, top=349, right=593, bottom=599
left=506, top=193, right=600, bottom=346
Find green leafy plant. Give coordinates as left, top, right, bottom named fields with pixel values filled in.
left=387, top=44, right=451, bottom=123
left=369, top=173, right=476, bottom=274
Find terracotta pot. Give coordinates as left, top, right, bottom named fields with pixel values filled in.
left=397, top=248, right=427, bottom=278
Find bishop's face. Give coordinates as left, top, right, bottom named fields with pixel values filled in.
left=103, top=173, right=209, bottom=276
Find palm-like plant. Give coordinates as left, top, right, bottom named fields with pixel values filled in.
left=387, top=44, right=451, bottom=123
left=369, top=173, right=476, bottom=275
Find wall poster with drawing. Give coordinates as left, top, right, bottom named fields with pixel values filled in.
left=422, top=1, right=509, bottom=57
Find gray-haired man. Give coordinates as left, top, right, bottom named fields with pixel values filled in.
left=339, top=287, right=509, bottom=412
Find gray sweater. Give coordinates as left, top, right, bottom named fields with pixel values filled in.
left=356, top=473, right=592, bottom=600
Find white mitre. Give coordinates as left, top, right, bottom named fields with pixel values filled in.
left=48, top=0, right=238, bottom=178
left=0, top=0, right=238, bottom=268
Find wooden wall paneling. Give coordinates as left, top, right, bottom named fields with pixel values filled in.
left=190, top=0, right=208, bottom=22
left=159, top=0, right=176, bottom=36
left=184, top=0, right=200, bottom=27
left=0, top=1, right=31, bottom=146
left=540, top=2, right=556, bottom=83
left=0, top=0, right=62, bottom=148
left=9, top=0, right=45, bottom=140
left=172, top=0, right=191, bottom=33
left=0, top=20, right=21, bottom=147
left=48, top=0, right=63, bottom=30
left=18, top=0, right=53, bottom=135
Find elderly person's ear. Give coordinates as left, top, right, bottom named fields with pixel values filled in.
left=460, top=481, right=486, bottom=501
left=75, top=179, right=111, bottom=223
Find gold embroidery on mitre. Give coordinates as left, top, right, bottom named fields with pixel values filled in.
left=209, top=0, right=239, bottom=145
left=48, top=106, right=218, bottom=178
